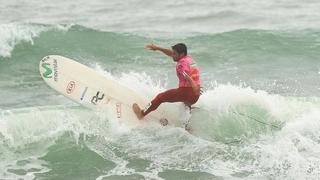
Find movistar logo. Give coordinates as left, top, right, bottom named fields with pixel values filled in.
left=42, top=63, right=52, bottom=78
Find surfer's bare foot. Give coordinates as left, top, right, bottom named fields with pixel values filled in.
left=132, top=103, right=144, bottom=120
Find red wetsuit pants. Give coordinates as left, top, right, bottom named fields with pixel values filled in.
left=142, top=86, right=200, bottom=116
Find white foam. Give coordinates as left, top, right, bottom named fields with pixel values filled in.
left=1, top=70, right=319, bottom=145
left=1, top=70, right=320, bottom=178
left=0, top=23, right=71, bottom=58
left=0, top=105, right=108, bottom=147
left=248, top=107, right=320, bottom=179
left=198, top=83, right=315, bottom=123
left=92, top=63, right=166, bottom=98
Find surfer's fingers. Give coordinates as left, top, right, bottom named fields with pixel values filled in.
left=146, top=43, right=157, bottom=50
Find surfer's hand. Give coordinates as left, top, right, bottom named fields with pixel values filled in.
left=146, top=44, right=158, bottom=51
left=183, top=72, right=201, bottom=96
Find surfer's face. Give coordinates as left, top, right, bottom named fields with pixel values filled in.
left=172, top=49, right=185, bottom=62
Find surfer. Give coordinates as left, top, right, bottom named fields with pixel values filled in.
left=133, top=43, right=201, bottom=124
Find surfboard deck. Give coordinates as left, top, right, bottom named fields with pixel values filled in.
left=39, top=55, right=178, bottom=127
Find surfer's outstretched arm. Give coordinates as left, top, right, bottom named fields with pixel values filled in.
left=146, top=44, right=173, bottom=57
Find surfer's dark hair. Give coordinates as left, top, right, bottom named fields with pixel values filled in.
left=172, top=43, right=187, bottom=55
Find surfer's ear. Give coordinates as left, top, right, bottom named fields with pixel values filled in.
left=179, top=53, right=185, bottom=59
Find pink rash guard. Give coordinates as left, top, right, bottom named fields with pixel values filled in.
left=176, top=55, right=200, bottom=87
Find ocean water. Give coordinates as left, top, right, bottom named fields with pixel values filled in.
left=1, top=0, right=320, bottom=179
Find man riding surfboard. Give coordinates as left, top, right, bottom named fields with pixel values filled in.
left=133, top=43, right=201, bottom=125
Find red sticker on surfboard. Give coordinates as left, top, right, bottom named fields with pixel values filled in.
left=66, top=81, right=76, bottom=94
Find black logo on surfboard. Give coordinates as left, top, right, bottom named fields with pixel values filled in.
left=91, top=91, right=104, bottom=105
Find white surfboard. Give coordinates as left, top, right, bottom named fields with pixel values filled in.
left=39, top=55, right=179, bottom=127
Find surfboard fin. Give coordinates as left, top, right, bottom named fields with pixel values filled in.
left=159, top=118, right=168, bottom=126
